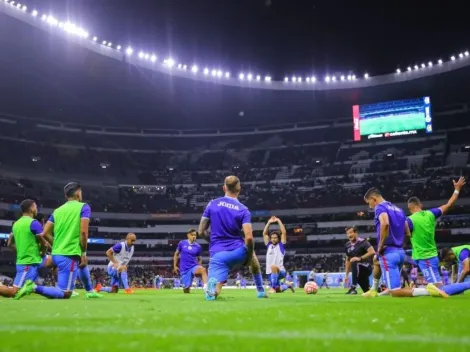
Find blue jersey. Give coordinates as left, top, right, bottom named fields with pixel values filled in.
left=202, top=196, right=251, bottom=256
left=177, top=240, right=201, bottom=273
left=374, top=201, right=406, bottom=249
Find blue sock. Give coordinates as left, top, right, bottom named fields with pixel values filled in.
left=280, top=284, right=290, bottom=292
left=78, top=266, right=93, bottom=292
left=121, top=272, right=130, bottom=289
left=442, top=282, right=470, bottom=296
left=270, top=273, right=279, bottom=289
left=101, top=287, right=112, bottom=293
left=35, top=286, right=65, bottom=299
left=253, top=273, right=264, bottom=293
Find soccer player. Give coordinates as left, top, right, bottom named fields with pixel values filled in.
left=0, top=200, right=50, bottom=298
left=172, top=229, right=208, bottom=294
left=198, top=175, right=268, bottom=300
left=15, top=182, right=102, bottom=299
left=362, top=188, right=407, bottom=297
left=410, top=265, right=418, bottom=287
left=441, top=266, right=450, bottom=285
left=173, top=278, right=181, bottom=289
left=263, top=216, right=294, bottom=293
left=319, top=272, right=330, bottom=289
left=344, top=226, right=375, bottom=294
left=95, top=233, right=137, bottom=294
left=440, top=245, right=470, bottom=283
left=308, top=268, right=316, bottom=282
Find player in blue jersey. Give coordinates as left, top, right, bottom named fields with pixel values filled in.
left=198, top=176, right=268, bottom=300
left=173, top=229, right=208, bottom=293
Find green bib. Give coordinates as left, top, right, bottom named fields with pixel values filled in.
left=13, top=216, right=42, bottom=265
left=409, top=210, right=438, bottom=260
left=51, top=200, right=85, bottom=256
left=452, top=245, right=470, bottom=264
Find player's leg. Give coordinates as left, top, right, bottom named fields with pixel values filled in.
left=96, top=267, right=119, bottom=293
left=269, top=265, right=281, bottom=292
left=278, top=270, right=294, bottom=293
left=362, top=257, right=381, bottom=297
left=181, top=269, right=193, bottom=293
left=193, top=265, right=208, bottom=291
left=347, top=263, right=359, bottom=294
left=248, top=253, right=267, bottom=298
left=357, top=266, right=372, bottom=293
left=78, top=265, right=103, bottom=298
left=0, top=264, right=33, bottom=298
left=119, top=266, right=133, bottom=294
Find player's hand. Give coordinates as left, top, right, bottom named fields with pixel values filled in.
left=453, top=176, right=466, bottom=191
left=173, top=267, right=180, bottom=275
left=344, top=277, right=349, bottom=286
left=350, top=257, right=361, bottom=263
left=79, top=255, right=88, bottom=268
left=113, top=262, right=120, bottom=270
left=119, top=265, right=127, bottom=272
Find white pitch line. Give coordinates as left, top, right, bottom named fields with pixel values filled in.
left=0, top=325, right=468, bottom=345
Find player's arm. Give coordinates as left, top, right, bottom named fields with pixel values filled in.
left=377, top=212, right=390, bottom=254
left=405, top=218, right=412, bottom=237
left=197, top=256, right=202, bottom=266
left=276, top=217, right=287, bottom=244
left=361, top=242, right=376, bottom=261
left=262, top=217, right=275, bottom=246
left=451, top=264, right=458, bottom=283
left=106, top=246, right=120, bottom=269
left=242, top=209, right=254, bottom=262
left=79, top=204, right=91, bottom=267
left=439, top=177, right=466, bottom=214
left=41, top=220, right=54, bottom=245
left=344, top=256, right=351, bottom=285
left=457, top=250, right=470, bottom=283
left=173, top=247, right=180, bottom=274
left=7, top=233, right=15, bottom=251
left=198, top=217, right=210, bottom=240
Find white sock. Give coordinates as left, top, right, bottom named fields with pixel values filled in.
left=203, top=284, right=208, bottom=291
left=412, top=288, right=430, bottom=297
left=371, top=279, right=380, bottom=291
left=378, top=289, right=391, bottom=296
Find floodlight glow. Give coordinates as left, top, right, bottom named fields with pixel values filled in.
left=292, top=76, right=297, bottom=83
left=192, top=65, right=199, bottom=73
left=178, top=63, right=182, bottom=69
left=311, top=76, right=316, bottom=82
left=32, top=10, right=38, bottom=16
left=340, top=75, right=345, bottom=81
left=239, top=73, right=245, bottom=80
left=150, top=55, right=157, bottom=62
left=451, top=56, right=456, bottom=61
left=203, top=68, right=209, bottom=75
left=225, top=72, right=230, bottom=78
left=407, top=66, right=412, bottom=71
left=332, top=76, right=336, bottom=81
left=352, top=75, right=356, bottom=80
left=428, top=61, right=432, bottom=67
left=16, top=3, right=20, bottom=8
left=347, top=75, right=351, bottom=80
left=211, top=69, right=217, bottom=77
left=459, top=53, right=463, bottom=58
left=183, top=65, right=187, bottom=70
left=108, top=42, right=112, bottom=47
left=396, top=68, right=401, bottom=73
left=247, top=73, right=253, bottom=81
left=414, top=65, right=419, bottom=70
left=41, top=14, right=46, bottom=20
left=47, top=16, right=59, bottom=26
left=144, top=54, right=149, bottom=60
left=284, top=77, right=289, bottom=82
left=93, top=37, right=98, bottom=42
left=256, top=75, right=261, bottom=81
left=325, top=76, right=330, bottom=82
left=126, top=47, right=133, bottom=56
left=22, top=5, right=26, bottom=11
left=465, top=51, right=469, bottom=56
left=217, top=70, right=222, bottom=77
left=306, top=77, right=310, bottom=83
left=165, top=58, right=175, bottom=68
left=298, top=77, right=302, bottom=82
left=421, top=63, right=425, bottom=68
left=438, top=59, right=442, bottom=64
left=138, top=52, right=144, bottom=59
left=364, top=73, right=369, bottom=78
left=102, top=41, right=107, bottom=45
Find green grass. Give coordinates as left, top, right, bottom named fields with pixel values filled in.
left=1, top=288, right=469, bottom=352
left=360, top=113, right=425, bottom=136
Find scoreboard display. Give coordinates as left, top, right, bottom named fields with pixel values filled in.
left=352, top=97, right=432, bottom=142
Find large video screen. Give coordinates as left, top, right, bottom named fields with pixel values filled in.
left=352, top=97, right=432, bottom=141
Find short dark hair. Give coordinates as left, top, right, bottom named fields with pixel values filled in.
left=407, top=197, right=421, bottom=206
left=345, top=226, right=357, bottom=233
left=187, top=228, right=197, bottom=235
left=225, top=175, right=241, bottom=194
left=439, top=247, right=452, bottom=261
left=364, top=187, right=381, bottom=200
left=270, top=231, right=280, bottom=238
left=20, top=199, right=35, bottom=213
left=64, top=182, right=81, bottom=198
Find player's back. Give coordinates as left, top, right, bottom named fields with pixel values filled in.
left=12, top=216, right=42, bottom=265
left=375, top=201, right=406, bottom=248
left=203, top=196, right=250, bottom=255
left=52, top=200, right=85, bottom=256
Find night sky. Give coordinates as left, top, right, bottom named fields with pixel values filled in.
left=18, top=0, right=470, bottom=79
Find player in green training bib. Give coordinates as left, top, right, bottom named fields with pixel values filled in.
left=15, top=182, right=102, bottom=300
left=0, top=200, right=50, bottom=298
left=440, top=245, right=470, bottom=283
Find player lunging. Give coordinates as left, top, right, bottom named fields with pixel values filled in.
left=199, top=176, right=267, bottom=300
left=15, top=182, right=102, bottom=299
left=172, top=229, right=208, bottom=293
left=95, top=233, right=137, bottom=294
left=440, top=245, right=470, bottom=283
left=0, top=200, right=50, bottom=298
left=263, top=216, right=294, bottom=293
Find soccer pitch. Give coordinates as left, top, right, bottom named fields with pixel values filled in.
left=1, top=289, right=468, bottom=352
left=360, top=113, right=426, bottom=136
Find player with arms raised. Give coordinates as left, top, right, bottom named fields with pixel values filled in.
left=263, top=216, right=294, bottom=293
left=16, top=182, right=102, bottom=299
left=95, top=233, right=137, bottom=294
left=172, top=229, right=208, bottom=293
left=199, top=176, right=267, bottom=300
left=0, top=200, right=50, bottom=298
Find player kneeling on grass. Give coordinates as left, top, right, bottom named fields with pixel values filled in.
left=96, top=233, right=137, bottom=294
left=263, top=216, right=294, bottom=293
left=173, top=229, right=208, bottom=293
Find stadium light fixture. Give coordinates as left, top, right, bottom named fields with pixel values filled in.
left=325, top=76, right=330, bottom=82
left=421, top=63, right=425, bottom=68
left=32, top=9, right=38, bottom=16
left=306, top=77, right=310, bottom=83
left=311, top=76, right=316, bottom=82
left=428, top=61, right=433, bottom=67
left=203, top=68, right=209, bottom=75
left=451, top=55, right=456, bottom=61
left=192, top=65, right=199, bottom=73
left=465, top=51, right=469, bottom=57
left=438, top=59, right=442, bottom=64
left=16, top=3, right=20, bottom=8
left=284, top=77, right=288, bottom=82
left=165, top=58, right=175, bottom=68
left=347, top=75, right=351, bottom=80
left=108, top=42, right=112, bottom=47
left=351, top=75, right=356, bottom=80
left=102, top=41, right=107, bottom=45
left=183, top=65, right=187, bottom=70
left=138, top=52, right=144, bottom=59
left=332, top=76, right=337, bottom=81
left=340, top=75, right=345, bottom=81
left=144, top=54, right=150, bottom=60
left=247, top=73, right=253, bottom=81
left=126, top=47, right=133, bottom=56
left=117, top=45, right=121, bottom=50
left=396, top=68, right=401, bottom=74
left=292, top=76, right=297, bottom=83
left=414, top=65, right=419, bottom=70
left=256, top=75, right=261, bottom=81
left=211, top=69, right=217, bottom=77
left=41, top=14, right=46, bottom=21
left=364, top=73, right=369, bottom=79
left=298, top=77, right=302, bottom=82
left=459, top=53, right=463, bottom=58
left=239, top=73, right=245, bottom=80
left=22, top=5, right=26, bottom=11
left=217, top=70, right=223, bottom=78
left=150, top=55, right=157, bottom=62
left=407, top=66, right=412, bottom=71
left=225, top=72, right=230, bottom=78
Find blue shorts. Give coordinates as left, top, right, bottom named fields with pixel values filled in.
left=52, top=255, right=79, bottom=291
left=268, top=270, right=286, bottom=284
left=13, top=264, right=40, bottom=288
left=107, top=266, right=121, bottom=287
left=416, top=257, right=441, bottom=284
left=208, top=246, right=248, bottom=283
left=378, top=249, right=405, bottom=290
left=181, top=265, right=199, bottom=289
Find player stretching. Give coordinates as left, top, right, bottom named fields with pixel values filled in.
left=172, top=229, right=208, bottom=293
left=263, top=216, right=294, bottom=293
left=362, top=188, right=407, bottom=298
left=199, top=176, right=268, bottom=300
left=0, top=200, right=50, bottom=298
left=15, top=182, right=102, bottom=300
left=440, top=245, right=470, bottom=283
left=319, top=272, right=330, bottom=289
left=95, top=233, right=137, bottom=294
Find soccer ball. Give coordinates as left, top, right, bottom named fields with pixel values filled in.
left=304, top=281, right=318, bottom=295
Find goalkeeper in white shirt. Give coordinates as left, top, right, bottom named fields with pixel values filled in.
left=263, top=216, right=294, bottom=294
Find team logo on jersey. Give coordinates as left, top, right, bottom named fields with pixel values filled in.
left=188, top=246, right=192, bottom=250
